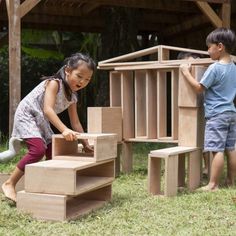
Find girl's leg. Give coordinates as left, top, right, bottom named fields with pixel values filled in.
left=45, top=142, right=52, bottom=160
left=2, top=138, right=46, bottom=202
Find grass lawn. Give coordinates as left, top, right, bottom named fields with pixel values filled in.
left=0, top=143, right=235, bottom=236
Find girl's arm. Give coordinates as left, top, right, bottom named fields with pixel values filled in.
left=43, top=80, right=77, bottom=141
left=180, top=64, right=205, bottom=93
left=68, top=103, right=92, bottom=152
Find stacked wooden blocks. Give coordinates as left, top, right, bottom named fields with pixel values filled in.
left=17, top=133, right=117, bottom=221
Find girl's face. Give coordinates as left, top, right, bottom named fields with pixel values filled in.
left=207, top=43, right=224, bottom=60
left=65, top=62, right=93, bottom=92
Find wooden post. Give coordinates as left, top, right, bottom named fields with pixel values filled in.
left=7, top=0, right=21, bottom=134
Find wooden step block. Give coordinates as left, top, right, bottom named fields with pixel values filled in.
left=148, top=146, right=201, bottom=197
left=25, top=159, right=115, bottom=195
left=52, top=133, right=117, bottom=162
left=17, top=184, right=112, bottom=221
left=87, top=107, right=122, bottom=142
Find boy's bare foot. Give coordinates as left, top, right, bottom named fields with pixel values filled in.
left=1, top=182, right=17, bottom=202
left=197, top=184, right=219, bottom=192
left=224, top=178, right=234, bottom=188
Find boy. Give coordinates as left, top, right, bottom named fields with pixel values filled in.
left=180, top=28, right=236, bottom=191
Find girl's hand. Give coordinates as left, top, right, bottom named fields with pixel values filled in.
left=180, top=63, right=191, bottom=76
left=83, top=144, right=94, bottom=153
left=62, top=128, right=78, bottom=141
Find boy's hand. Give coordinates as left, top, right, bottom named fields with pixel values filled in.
left=180, top=63, right=191, bottom=76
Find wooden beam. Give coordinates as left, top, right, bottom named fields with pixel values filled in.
left=183, top=0, right=230, bottom=3
left=196, top=1, right=223, bottom=27
left=8, top=0, right=21, bottom=134
left=221, top=3, right=231, bottom=27
left=20, top=0, right=41, bottom=18
left=81, top=2, right=101, bottom=15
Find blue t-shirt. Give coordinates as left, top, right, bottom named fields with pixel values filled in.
left=200, top=62, right=236, bottom=118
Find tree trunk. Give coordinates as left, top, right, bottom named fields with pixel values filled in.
left=95, top=7, right=139, bottom=106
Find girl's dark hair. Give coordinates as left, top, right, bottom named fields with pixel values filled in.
left=42, top=53, right=96, bottom=100
left=206, top=27, right=236, bottom=53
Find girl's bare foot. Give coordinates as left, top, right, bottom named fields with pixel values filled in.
left=1, top=182, right=17, bottom=202
left=224, top=178, right=234, bottom=188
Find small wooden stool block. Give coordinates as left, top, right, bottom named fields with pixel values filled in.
left=25, top=159, right=115, bottom=195
left=148, top=146, right=200, bottom=197
left=87, top=107, right=122, bottom=142
left=17, top=184, right=112, bottom=221
left=52, top=133, right=117, bottom=162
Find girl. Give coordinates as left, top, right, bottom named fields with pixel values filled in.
left=2, top=52, right=95, bottom=202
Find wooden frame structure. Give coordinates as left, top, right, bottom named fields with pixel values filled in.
left=97, top=44, right=236, bottom=173
left=0, top=0, right=232, bottom=133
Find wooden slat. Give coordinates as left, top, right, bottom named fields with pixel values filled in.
left=20, top=0, right=41, bottom=18
left=196, top=1, right=222, bottom=27
left=109, top=71, right=121, bottom=106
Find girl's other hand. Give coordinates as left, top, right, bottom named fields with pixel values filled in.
left=83, top=144, right=94, bottom=153
left=62, top=128, right=78, bottom=141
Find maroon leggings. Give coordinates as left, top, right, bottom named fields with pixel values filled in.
left=17, top=138, right=52, bottom=172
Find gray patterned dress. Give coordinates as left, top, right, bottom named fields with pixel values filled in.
left=12, top=79, right=77, bottom=146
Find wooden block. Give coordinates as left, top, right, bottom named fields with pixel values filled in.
left=87, top=107, right=122, bottom=142
left=0, top=173, right=24, bottom=193
left=178, top=66, right=207, bottom=107
left=178, top=107, right=204, bottom=147
left=121, top=71, right=135, bottom=139
left=52, top=133, right=117, bottom=162
left=110, top=71, right=121, bottom=106
left=25, top=159, right=115, bottom=195
left=17, top=184, right=112, bottom=221
left=135, top=70, right=147, bottom=138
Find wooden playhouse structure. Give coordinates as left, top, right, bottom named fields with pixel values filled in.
left=88, top=45, right=219, bottom=196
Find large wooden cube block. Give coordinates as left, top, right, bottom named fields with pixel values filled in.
left=25, top=159, right=115, bottom=195
left=52, top=133, right=117, bottom=162
left=17, top=184, right=112, bottom=221
left=87, top=107, right=122, bottom=142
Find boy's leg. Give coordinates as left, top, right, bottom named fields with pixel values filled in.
left=206, top=151, right=224, bottom=190
left=225, top=149, right=236, bottom=186
left=2, top=138, right=46, bottom=202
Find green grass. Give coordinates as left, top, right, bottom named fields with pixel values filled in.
left=0, top=143, right=235, bottom=236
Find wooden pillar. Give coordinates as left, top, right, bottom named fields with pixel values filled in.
left=221, top=3, right=231, bottom=28
left=7, top=0, right=21, bottom=134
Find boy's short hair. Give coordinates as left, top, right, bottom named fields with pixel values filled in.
left=206, top=27, right=236, bottom=53
left=177, top=52, right=202, bottom=60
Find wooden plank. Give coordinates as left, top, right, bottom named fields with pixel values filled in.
left=178, top=65, right=207, bottom=107
left=8, top=0, right=21, bottom=135
left=196, top=1, right=223, bottom=27
left=171, top=69, right=179, bottom=140
left=164, top=155, right=178, bottom=196
left=158, top=45, right=170, bottom=62
left=150, top=146, right=199, bottom=157
left=135, top=70, right=147, bottom=138
left=121, top=71, right=135, bottom=139
left=157, top=71, right=167, bottom=138
left=20, top=0, right=41, bottom=18
left=109, top=71, right=121, bottom=106
left=148, top=155, right=161, bottom=195
left=146, top=70, right=157, bottom=139
left=120, top=142, right=133, bottom=173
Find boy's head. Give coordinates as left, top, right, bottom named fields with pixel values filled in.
left=206, top=27, right=236, bottom=54
left=177, top=52, right=202, bottom=60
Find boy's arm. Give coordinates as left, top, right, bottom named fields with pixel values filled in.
left=180, top=64, right=205, bottom=93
